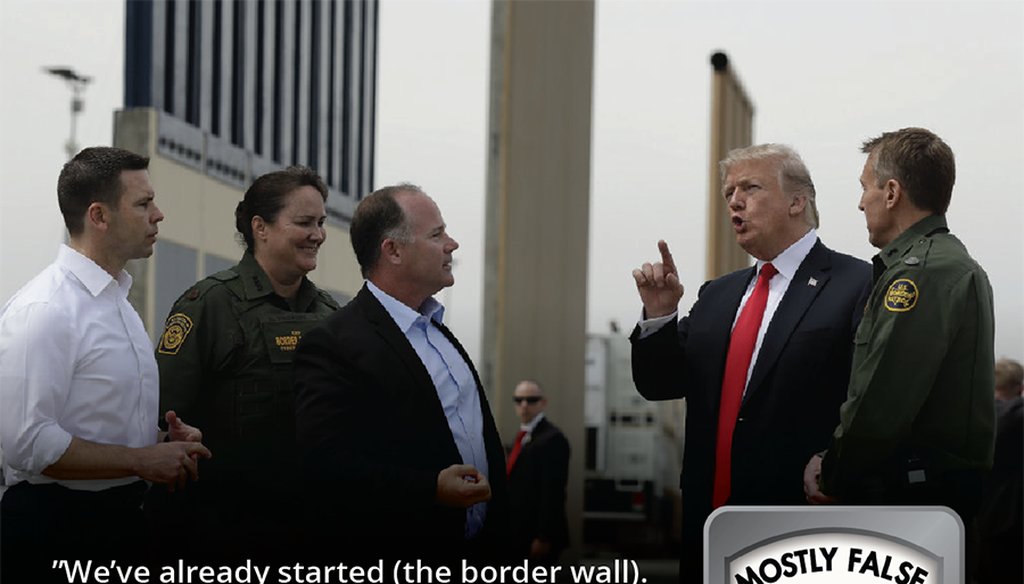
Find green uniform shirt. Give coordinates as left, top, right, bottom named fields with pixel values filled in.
left=822, top=215, right=995, bottom=496
left=155, top=251, right=339, bottom=479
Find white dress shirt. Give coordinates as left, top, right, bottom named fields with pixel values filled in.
left=0, top=245, right=159, bottom=491
left=367, top=281, right=489, bottom=538
left=518, top=411, right=546, bottom=447
left=638, top=229, right=819, bottom=396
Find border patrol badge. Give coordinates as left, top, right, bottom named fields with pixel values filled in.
left=158, top=313, right=194, bottom=355
left=885, top=279, right=918, bottom=312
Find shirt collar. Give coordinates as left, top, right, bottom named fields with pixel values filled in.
left=237, top=251, right=278, bottom=300
left=366, top=280, right=446, bottom=334
left=520, top=411, right=546, bottom=433
left=237, top=251, right=318, bottom=309
left=755, top=228, right=817, bottom=282
left=875, top=215, right=949, bottom=270
left=57, top=244, right=131, bottom=298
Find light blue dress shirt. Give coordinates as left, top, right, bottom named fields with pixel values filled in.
left=366, top=281, right=489, bottom=538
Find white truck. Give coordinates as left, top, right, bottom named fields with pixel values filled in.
left=583, top=331, right=685, bottom=551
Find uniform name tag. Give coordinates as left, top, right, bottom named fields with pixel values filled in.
left=275, top=331, right=301, bottom=351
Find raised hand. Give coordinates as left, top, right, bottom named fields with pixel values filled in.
left=632, top=240, right=685, bottom=318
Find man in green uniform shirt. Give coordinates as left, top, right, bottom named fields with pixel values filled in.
left=804, top=128, right=995, bottom=525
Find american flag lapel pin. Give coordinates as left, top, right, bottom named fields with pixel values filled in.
left=808, top=277, right=818, bottom=287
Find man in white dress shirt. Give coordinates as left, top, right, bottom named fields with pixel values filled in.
left=0, top=147, right=211, bottom=579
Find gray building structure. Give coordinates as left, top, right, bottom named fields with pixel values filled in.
left=117, top=0, right=378, bottom=336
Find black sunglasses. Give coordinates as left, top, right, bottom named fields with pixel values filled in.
left=513, top=396, right=542, bottom=405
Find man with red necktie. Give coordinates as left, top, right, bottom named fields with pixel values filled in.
left=505, top=380, right=570, bottom=563
left=630, top=144, right=872, bottom=582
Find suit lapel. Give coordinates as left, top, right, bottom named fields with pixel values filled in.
left=701, top=268, right=757, bottom=420
left=511, top=419, right=548, bottom=479
left=532, top=417, right=551, bottom=440
left=355, top=286, right=462, bottom=463
left=358, top=285, right=480, bottom=402
left=711, top=267, right=757, bottom=370
left=522, top=418, right=550, bottom=451
left=432, top=318, right=484, bottom=396
left=356, top=286, right=438, bottom=396
left=357, top=285, right=505, bottom=482
left=716, top=266, right=757, bottom=344
left=432, top=319, right=507, bottom=472
left=742, top=240, right=832, bottom=406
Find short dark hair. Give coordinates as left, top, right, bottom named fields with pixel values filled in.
left=235, top=166, right=328, bottom=251
left=349, top=184, right=422, bottom=278
left=861, top=127, right=955, bottom=215
left=57, top=147, right=150, bottom=236
left=995, top=358, right=1023, bottom=390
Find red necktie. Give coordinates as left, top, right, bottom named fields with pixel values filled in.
left=506, top=430, right=527, bottom=476
left=712, top=262, right=777, bottom=508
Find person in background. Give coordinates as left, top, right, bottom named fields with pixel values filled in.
left=506, top=380, right=570, bottom=564
left=973, top=358, right=1022, bottom=584
left=149, top=166, right=338, bottom=563
left=631, top=144, right=871, bottom=582
left=0, top=147, right=209, bottom=581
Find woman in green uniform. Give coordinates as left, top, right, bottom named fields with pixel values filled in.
left=149, top=166, right=339, bottom=562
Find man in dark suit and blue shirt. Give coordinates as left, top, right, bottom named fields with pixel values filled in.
left=630, top=144, right=871, bottom=582
left=506, top=380, right=570, bottom=563
left=293, top=183, right=508, bottom=564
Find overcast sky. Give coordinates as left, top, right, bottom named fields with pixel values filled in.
left=2, top=0, right=1022, bottom=366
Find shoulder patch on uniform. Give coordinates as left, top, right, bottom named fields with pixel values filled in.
left=884, top=278, right=918, bottom=312
left=157, top=313, right=195, bottom=355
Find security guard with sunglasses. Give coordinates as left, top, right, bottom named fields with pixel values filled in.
left=507, top=380, right=570, bottom=563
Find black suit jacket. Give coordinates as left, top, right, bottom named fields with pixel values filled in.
left=631, top=240, right=870, bottom=541
left=507, top=417, right=570, bottom=558
left=293, top=285, right=509, bottom=561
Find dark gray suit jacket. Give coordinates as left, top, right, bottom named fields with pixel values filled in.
left=294, top=284, right=509, bottom=561
left=631, top=240, right=870, bottom=543
left=507, top=417, right=570, bottom=558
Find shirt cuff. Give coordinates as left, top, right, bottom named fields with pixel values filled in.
left=636, top=309, right=678, bottom=340
left=27, top=423, right=73, bottom=475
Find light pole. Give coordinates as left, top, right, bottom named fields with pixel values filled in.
left=43, top=66, right=92, bottom=160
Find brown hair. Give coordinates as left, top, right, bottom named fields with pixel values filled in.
left=57, top=147, right=150, bottom=235
left=861, top=127, right=955, bottom=215
left=235, top=166, right=328, bottom=251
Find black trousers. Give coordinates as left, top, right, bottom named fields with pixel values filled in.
left=145, top=478, right=309, bottom=569
left=1, top=481, right=148, bottom=583
left=837, top=469, right=986, bottom=584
